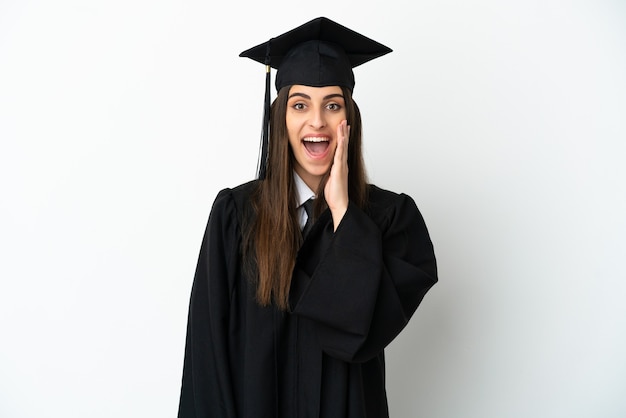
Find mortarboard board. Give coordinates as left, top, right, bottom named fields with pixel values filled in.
left=239, top=17, right=392, bottom=179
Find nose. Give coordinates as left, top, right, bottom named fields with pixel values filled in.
left=309, top=107, right=326, bottom=129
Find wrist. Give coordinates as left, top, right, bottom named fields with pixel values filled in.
left=330, top=204, right=348, bottom=232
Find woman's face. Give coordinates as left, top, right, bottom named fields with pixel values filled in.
left=286, top=85, right=347, bottom=191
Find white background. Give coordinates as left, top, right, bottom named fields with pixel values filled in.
left=1, top=0, right=625, bottom=417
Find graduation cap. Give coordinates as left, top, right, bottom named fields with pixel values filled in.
left=239, top=17, right=392, bottom=179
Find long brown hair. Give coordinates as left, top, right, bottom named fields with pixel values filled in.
left=244, top=85, right=368, bottom=310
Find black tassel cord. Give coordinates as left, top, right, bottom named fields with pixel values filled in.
left=257, top=41, right=272, bottom=180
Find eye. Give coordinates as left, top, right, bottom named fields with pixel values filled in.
left=292, top=102, right=306, bottom=111
left=326, top=103, right=342, bottom=111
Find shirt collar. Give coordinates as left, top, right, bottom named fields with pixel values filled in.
left=293, top=171, right=315, bottom=207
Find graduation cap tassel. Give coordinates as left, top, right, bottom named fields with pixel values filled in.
left=257, top=42, right=272, bottom=180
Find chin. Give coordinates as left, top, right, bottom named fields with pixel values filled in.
left=307, top=165, right=331, bottom=178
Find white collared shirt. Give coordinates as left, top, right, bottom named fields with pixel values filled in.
left=293, top=171, right=315, bottom=230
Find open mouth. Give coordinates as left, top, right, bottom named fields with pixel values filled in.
left=302, top=136, right=330, bottom=156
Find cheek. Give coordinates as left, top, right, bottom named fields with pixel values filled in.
left=287, top=135, right=302, bottom=158
left=286, top=125, right=298, bottom=146
left=331, top=112, right=348, bottom=128
left=286, top=115, right=300, bottom=139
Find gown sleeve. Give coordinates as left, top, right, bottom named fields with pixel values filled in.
left=289, top=191, right=437, bottom=363
left=178, top=188, right=240, bottom=418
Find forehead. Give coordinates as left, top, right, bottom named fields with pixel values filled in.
left=288, top=85, right=344, bottom=98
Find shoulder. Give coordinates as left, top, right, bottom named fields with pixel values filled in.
left=209, top=179, right=259, bottom=228
left=366, top=184, right=419, bottom=212
left=215, top=179, right=259, bottom=207
left=367, top=184, right=404, bottom=202
left=365, top=184, right=425, bottom=229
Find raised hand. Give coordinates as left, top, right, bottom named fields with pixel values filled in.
left=324, top=120, right=350, bottom=231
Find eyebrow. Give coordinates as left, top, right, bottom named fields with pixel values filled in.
left=288, top=92, right=345, bottom=101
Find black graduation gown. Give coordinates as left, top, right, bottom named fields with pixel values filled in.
left=178, top=180, right=437, bottom=418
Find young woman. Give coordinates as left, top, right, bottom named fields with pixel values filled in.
left=178, top=17, right=438, bottom=418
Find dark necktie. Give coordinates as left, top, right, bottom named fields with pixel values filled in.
left=301, top=198, right=314, bottom=239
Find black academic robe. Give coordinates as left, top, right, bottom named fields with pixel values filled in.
left=178, top=180, right=437, bottom=418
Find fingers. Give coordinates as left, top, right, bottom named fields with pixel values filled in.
left=334, top=120, right=350, bottom=165
left=325, top=120, right=350, bottom=230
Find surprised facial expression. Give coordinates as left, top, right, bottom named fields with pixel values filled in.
left=286, top=85, right=347, bottom=191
